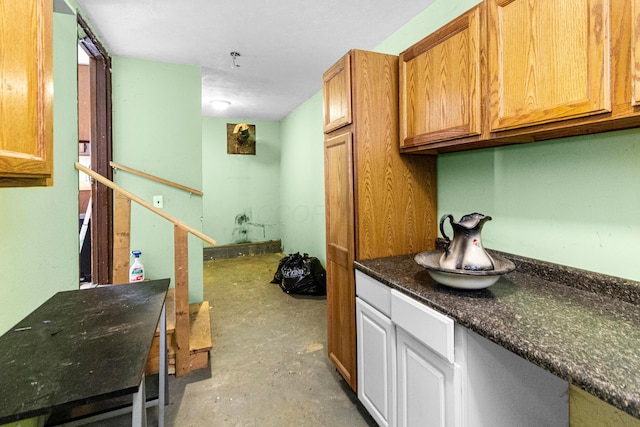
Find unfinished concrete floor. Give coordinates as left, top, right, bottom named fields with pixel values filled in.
left=90, top=253, right=375, bottom=426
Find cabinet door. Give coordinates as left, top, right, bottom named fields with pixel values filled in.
left=357, top=298, right=396, bottom=427
left=324, top=129, right=357, bottom=391
left=632, top=0, right=640, bottom=107
left=400, top=4, right=484, bottom=148
left=488, top=0, right=610, bottom=131
left=0, top=0, right=53, bottom=187
left=323, top=53, right=352, bottom=133
left=397, top=328, right=458, bottom=427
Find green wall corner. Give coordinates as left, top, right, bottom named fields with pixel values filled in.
left=201, top=117, right=281, bottom=246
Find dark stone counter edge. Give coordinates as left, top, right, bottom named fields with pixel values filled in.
left=354, top=247, right=640, bottom=420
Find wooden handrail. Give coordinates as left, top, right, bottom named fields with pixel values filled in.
left=76, top=162, right=215, bottom=245
left=110, top=161, right=204, bottom=197
left=77, top=161, right=212, bottom=377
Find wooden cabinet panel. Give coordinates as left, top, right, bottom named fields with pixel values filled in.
left=325, top=131, right=355, bottom=263
left=400, top=4, right=484, bottom=149
left=327, top=258, right=357, bottom=387
left=488, top=0, right=610, bottom=131
left=352, top=51, right=436, bottom=259
left=323, top=50, right=437, bottom=393
left=324, top=130, right=356, bottom=389
left=323, top=54, right=352, bottom=133
left=0, top=0, right=53, bottom=187
left=632, top=0, right=640, bottom=107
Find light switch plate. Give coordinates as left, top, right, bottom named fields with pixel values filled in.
left=153, top=195, right=163, bottom=209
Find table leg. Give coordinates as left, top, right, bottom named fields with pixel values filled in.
left=159, top=303, right=167, bottom=426
left=132, top=374, right=147, bottom=427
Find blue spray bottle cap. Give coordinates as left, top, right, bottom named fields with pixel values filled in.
left=131, top=250, right=142, bottom=258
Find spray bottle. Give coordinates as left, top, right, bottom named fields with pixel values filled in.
left=129, top=250, right=145, bottom=282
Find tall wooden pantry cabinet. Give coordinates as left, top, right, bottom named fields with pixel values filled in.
left=323, top=50, right=437, bottom=391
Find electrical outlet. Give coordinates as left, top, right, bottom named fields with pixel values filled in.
left=153, top=195, right=163, bottom=209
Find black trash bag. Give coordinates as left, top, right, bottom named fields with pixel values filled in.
left=271, top=252, right=326, bottom=296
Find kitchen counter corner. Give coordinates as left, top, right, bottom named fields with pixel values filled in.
left=354, top=252, right=640, bottom=419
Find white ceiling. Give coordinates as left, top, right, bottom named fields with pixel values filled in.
left=76, top=0, right=435, bottom=121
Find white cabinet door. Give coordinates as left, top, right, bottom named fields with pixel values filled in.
left=397, top=328, right=458, bottom=427
left=357, top=297, right=396, bottom=427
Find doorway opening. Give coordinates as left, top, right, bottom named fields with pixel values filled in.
left=77, top=14, right=113, bottom=286
left=78, top=46, right=91, bottom=284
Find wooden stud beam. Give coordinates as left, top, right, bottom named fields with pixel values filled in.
left=174, top=225, right=190, bottom=377
left=112, top=193, right=131, bottom=284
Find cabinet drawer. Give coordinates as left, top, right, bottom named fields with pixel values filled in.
left=322, top=53, right=352, bottom=133
left=391, top=290, right=454, bottom=363
left=355, top=270, right=391, bottom=317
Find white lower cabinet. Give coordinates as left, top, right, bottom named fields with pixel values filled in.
left=396, top=327, right=460, bottom=427
left=357, top=298, right=396, bottom=427
left=392, top=289, right=462, bottom=427
left=355, top=271, right=568, bottom=427
left=356, top=271, right=461, bottom=427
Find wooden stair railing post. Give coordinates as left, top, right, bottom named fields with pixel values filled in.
left=174, top=225, right=190, bottom=377
left=112, top=193, right=131, bottom=284
left=75, top=162, right=216, bottom=376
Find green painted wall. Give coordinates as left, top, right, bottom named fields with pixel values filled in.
left=0, top=12, right=79, bottom=334
left=279, top=92, right=327, bottom=264
left=438, top=130, right=640, bottom=281
left=112, top=57, right=205, bottom=302
left=201, top=118, right=281, bottom=246
left=280, top=0, right=640, bottom=282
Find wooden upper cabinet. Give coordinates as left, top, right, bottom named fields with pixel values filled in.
left=400, top=4, right=485, bottom=150
left=397, top=0, right=640, bottom=154
left=0, top=0, right=54, bottom=187
left=632, top=0, right=640, bottom=107
left=323, top=54, right=352, bottom=133
left=607, top=0, right=640, bottom=119
left=487, top=0, right=610, bottom=132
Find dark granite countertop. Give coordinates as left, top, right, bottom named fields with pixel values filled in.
left=354, top=250, right=640, bottom=419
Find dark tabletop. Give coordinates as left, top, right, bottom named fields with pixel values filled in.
left=355, top=253, right=640, bottom=419
left=0, top=279, right=169, bottom=424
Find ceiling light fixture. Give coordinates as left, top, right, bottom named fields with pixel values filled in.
left=211, top=100, right=231, bottom=111
left=230, top=51, right=241, bottom=68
